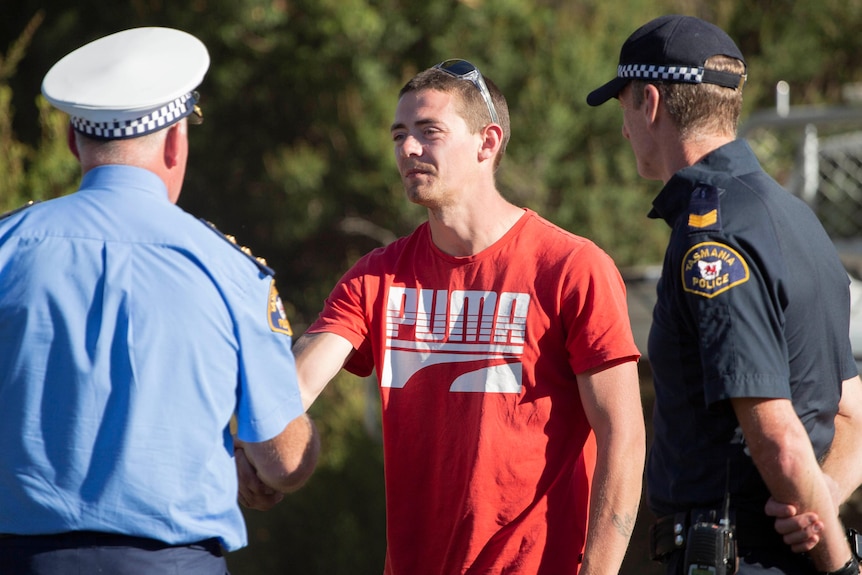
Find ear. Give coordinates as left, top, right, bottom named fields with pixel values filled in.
left=642, top=84, right=662, bottom=127
left=163, top=123, right=182, bottom=169
left=67, top=124, right=80, bottom=160
left=478, top=123, right=503, bottom=163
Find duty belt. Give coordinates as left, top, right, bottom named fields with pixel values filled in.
left=0, top=532, right=223, bottom=554
left=649, top=509, right=783, bottom=561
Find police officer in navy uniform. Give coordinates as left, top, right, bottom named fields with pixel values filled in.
left=588, top=14, right=862, bottom=575
left=0, top=27, right=318, bottom=574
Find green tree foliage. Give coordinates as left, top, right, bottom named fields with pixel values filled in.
left=4, top=1, right=862, bottom=572
left=0, top=12, right=78, bottom=213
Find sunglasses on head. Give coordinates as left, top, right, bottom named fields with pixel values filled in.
left=433, top=59, right=499, bottom=125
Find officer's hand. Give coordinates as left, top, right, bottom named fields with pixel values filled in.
left=236, top=443, right=285, bottom=511
left=765, top=497, right=823, bottom=553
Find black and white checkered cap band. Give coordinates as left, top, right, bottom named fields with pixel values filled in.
left=618, top=64, right=706, bottom=83
left=71, top=92, right=196, bottom=140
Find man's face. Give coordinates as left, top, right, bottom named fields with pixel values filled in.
left=390, top=88, right=484, bottom=208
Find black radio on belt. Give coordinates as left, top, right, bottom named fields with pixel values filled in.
left=684, top=464, right=738, bottom=575
left=684, top=512, right=737, bottom=575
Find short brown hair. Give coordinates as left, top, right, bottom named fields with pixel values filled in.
left=399, top=68, right=510, bottom=169
left=631, top=55, right=745, bottom=139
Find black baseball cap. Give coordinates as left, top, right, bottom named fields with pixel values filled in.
left=586, top=15, right=746, bottom=107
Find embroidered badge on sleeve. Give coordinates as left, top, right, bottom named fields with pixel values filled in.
left=268, top=280, right=293, bottom=336
left=682, top=241, right=750, bottom=298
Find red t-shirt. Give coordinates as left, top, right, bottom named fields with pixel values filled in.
left=308, top=209, right=639, bottom=574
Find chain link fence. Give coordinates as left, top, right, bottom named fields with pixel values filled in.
left=742, top=104, right=862, bottom=241
left=812, top=132, right=862, bottom=238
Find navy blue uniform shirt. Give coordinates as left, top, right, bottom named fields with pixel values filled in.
left=646, top=139, right=857, bottom=526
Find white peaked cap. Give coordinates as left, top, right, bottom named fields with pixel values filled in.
left=42, top=27, right=210, bottom=140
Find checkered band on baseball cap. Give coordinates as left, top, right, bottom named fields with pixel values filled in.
left=586, top=15, right=746, bottom=107
left=618, top=64, right=706, bottom=83
left=70, top=92, right=199, bottom=140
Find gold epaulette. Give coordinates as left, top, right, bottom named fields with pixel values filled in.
left=199, top=218, right=275, bottom=276
left=0, top=200, right=39, bottom=221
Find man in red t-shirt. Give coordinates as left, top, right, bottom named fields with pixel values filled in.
left=290, top=60, right=645, bottom=574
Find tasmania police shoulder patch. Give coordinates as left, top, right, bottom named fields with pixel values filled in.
left=268, top=280, right=293, bottom=336
left=681, top=241, right=750, bottom=298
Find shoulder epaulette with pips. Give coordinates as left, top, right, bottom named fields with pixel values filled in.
left=0, top=200, right=39, bottom=222
left=199, top=218, right=275, bottom=276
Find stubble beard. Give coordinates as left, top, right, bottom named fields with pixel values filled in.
left=403, top=176, right=437, bottom=208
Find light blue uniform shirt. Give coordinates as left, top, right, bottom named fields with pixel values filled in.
left=0, top=165, right=303, bottom=551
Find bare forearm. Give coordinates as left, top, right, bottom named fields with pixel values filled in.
left=576, top=360, right=645, bottom=575
left=764, top=442, right=849, bottom=570
left=821, top=376, right=862, bottom=505
left=735, top=398, right=853, bottom=572
left=293, top=332, right=354, bottom=410
left=579, top=445, right=643, bottom=575
left=765, top=376, right=862, bottom=553
left=241, top=413, right=320, bottom=493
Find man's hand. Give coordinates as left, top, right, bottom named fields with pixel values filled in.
left=764, top=472, right=842, bottom=553
left=236, top=444, right=285, bottom=511
left=765, top=498, right=823, bottom=553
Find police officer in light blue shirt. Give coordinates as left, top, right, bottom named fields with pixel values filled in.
left=0, top=27, right=318, bottom=575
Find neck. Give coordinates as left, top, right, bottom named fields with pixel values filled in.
left=662, top=134, right=735, bottom=183
left=427, top=197, right=524, bottom=257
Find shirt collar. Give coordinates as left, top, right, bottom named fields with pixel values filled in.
left=80, top=165, right=170, bottom=201
left=648, top=139, right=761, bottom=225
